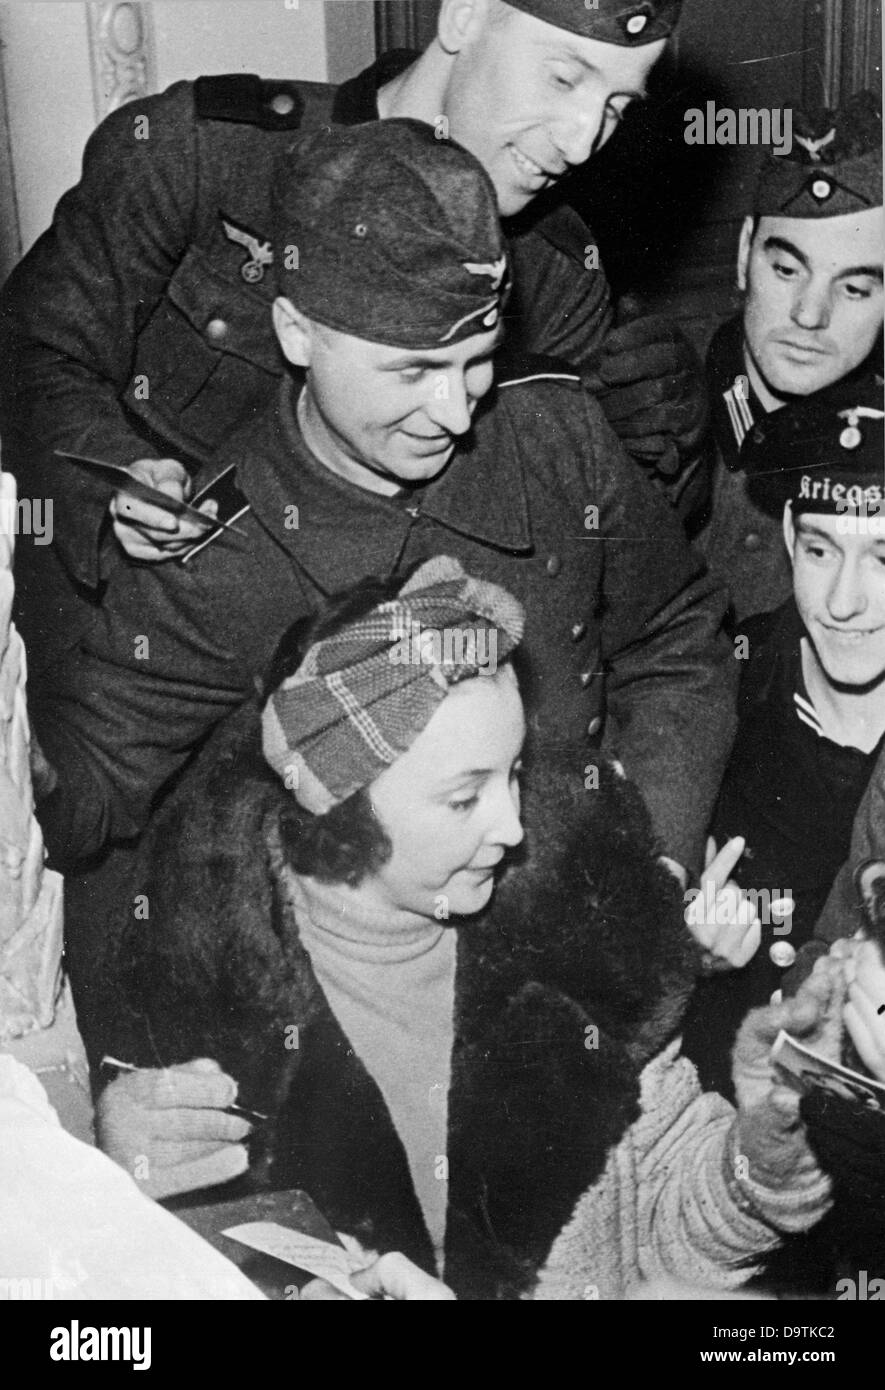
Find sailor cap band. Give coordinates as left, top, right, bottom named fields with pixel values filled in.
left=744, top=374, right=885, bottom=517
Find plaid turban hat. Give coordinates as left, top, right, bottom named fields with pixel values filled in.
left=503, top=0, right=681, bottom=45
left=262, top=557, right=525, bottom=813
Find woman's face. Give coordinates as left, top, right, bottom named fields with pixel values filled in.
left=361, top=664, right=526, bottom=920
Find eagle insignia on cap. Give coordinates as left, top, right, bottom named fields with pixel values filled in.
left=221, top=215, right=274, bottom=284
left=463, top=256, right=508, bottom=291
left=838, top=406, right=885, bottom=451
left=795, top=128, right=836, bottom=162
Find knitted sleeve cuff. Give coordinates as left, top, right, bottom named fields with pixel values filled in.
left=724, top=1120, right=833, bottom=1235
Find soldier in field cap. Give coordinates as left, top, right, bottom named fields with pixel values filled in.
left=27, top=122, right=735, bottom=1074
left=1, top=0, right=711, bottom=681
left=698, top=89, right=884, bottom=623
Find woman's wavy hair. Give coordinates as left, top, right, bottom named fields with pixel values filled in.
left=260, top=567, right=528, bottom=888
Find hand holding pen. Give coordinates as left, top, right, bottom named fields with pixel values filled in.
left=96, top=1056, right=266, bottom=1202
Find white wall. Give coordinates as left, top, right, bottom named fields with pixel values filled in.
left=0, top=3, right=96, bottom=252
left=151, top=0, right=331, bottom=87
left=0, top=0, right=375, bottom=255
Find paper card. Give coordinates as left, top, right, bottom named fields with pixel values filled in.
left=771, top=1029, right=885, bottom=1111
left=222, top=1222, right=370, bottom=1299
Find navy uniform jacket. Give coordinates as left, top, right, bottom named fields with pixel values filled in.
left=680, top=599, right=881, bottom=1100
left=695, top=316, right=792, bottom=625
left=31, top=367, right=735, bottom=878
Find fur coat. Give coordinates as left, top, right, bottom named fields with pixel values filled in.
left=101, top=706, right=707, bottom=1299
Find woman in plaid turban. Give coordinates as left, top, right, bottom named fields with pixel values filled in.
left=97, top=559, right=841, bottom=1300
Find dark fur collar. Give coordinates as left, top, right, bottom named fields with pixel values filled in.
left=115, top=713, right=698, bottom=1298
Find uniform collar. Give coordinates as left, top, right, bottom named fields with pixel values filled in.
left=706, top=313, right=763, bottom=471
left=236, top=381, right=532, bottom=594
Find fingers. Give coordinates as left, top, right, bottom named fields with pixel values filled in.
left=123, top=1061, right=238, bottom=1111
left=843, top=999, right=885, bottom=1082
left=684, top=839, right=761, bottom=967
left=148, top=1142, right=249, bottom=1200
left=146, top=1106, right=252, bottom=1143
left=128, top=457, right=190, bottom=490
left=350, top=1253, right=457, bottom=1301
left=111, top=456, right=217, bottom=559
left=299, top=1279, right=350, bottom=1301
left=702, top=836, right=746, bottom=895
left=725, top=910, right=762, bottom=970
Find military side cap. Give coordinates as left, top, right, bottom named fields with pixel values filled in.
left=754, top=90, right=882, bottom=219
left=273, top=119, right=509, bottom=350
left=744, top=371, right=885, bottom=517
left=502, top=0, right=681, bottom=44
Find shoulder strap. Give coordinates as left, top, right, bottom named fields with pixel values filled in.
left=194, top=73, right=307, bottom=131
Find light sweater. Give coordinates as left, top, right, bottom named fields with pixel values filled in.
left=285, top=871, right=456, bottom=1271
left=534, top=1039, right=833, bottom=1300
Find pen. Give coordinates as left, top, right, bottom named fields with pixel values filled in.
left=100, top=1055, right=268, bottom=1123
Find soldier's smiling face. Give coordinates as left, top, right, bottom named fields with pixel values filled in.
left=273, top=302, right=501, bottom=494
left=438, top=2, right=666, bottom=217
left=739, top=209, right=884, bottom=405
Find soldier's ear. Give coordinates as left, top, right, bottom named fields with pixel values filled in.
left=273, top=297, right=312, bottom=368
left=783, top=501, right=797, bottom=560
left=438, top=0, right=490, bottom=54
left=736, top=216, right=755, bottom=292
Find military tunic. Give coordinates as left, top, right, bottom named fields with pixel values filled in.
left=31, top=369, right=735, bottom=877
left=2, top=58, right=607, bottom=618
left=696, top=316, right=792, bottom=625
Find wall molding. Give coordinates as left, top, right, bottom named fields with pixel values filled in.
left=87, top=0, right=156, bottom=120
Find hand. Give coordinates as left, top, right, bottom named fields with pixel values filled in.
left=658, top=856, right=688, bottom=891
left=95, top=1057, right=251, bottom=1200
left=583, top=304, right=709, bottom=476
left=110, top=458, right=218, bottom=561
left=29, top=731, right=58, bottom=800
left=684, top=837, right=762, bottom=969
left=842, top=937, right=885, bottom=1081
left=300, top=1252, right=456, bottom=1301
left=732, top=956, right=845, bottom=1184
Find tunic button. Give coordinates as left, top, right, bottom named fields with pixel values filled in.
left=743, top=532, right=762, bottom=552
left=571, top=622, right=587, bottom=642
left=546, top=554, right=562, bottom=577
left=271, top=93, right=296, bottom=116
left=206, top=317, right=229, bottom=343
left=580, top=671, right=593, bottom=688
left=587, top=716, right=602, bottom=737
left=769, top=941, right=797, bottom=969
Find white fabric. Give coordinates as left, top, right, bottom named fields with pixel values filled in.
left=0, top=1054, right=265, bottom=1300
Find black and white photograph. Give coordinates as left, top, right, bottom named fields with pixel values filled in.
left=0, top=0, right=882, bottom=1344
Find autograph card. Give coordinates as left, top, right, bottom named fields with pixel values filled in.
left=771, top=1030, right=885, bottom=1111
left=222, top=1222, right=370, bottom=1299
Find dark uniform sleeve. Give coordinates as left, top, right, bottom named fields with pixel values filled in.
left=0, top=83, right=200, bottom=589
left=585, top=391, right=737, bottom=873
left=29, top=529, right=284, bottom=871
left=505, top=204, right=711, bottom=530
